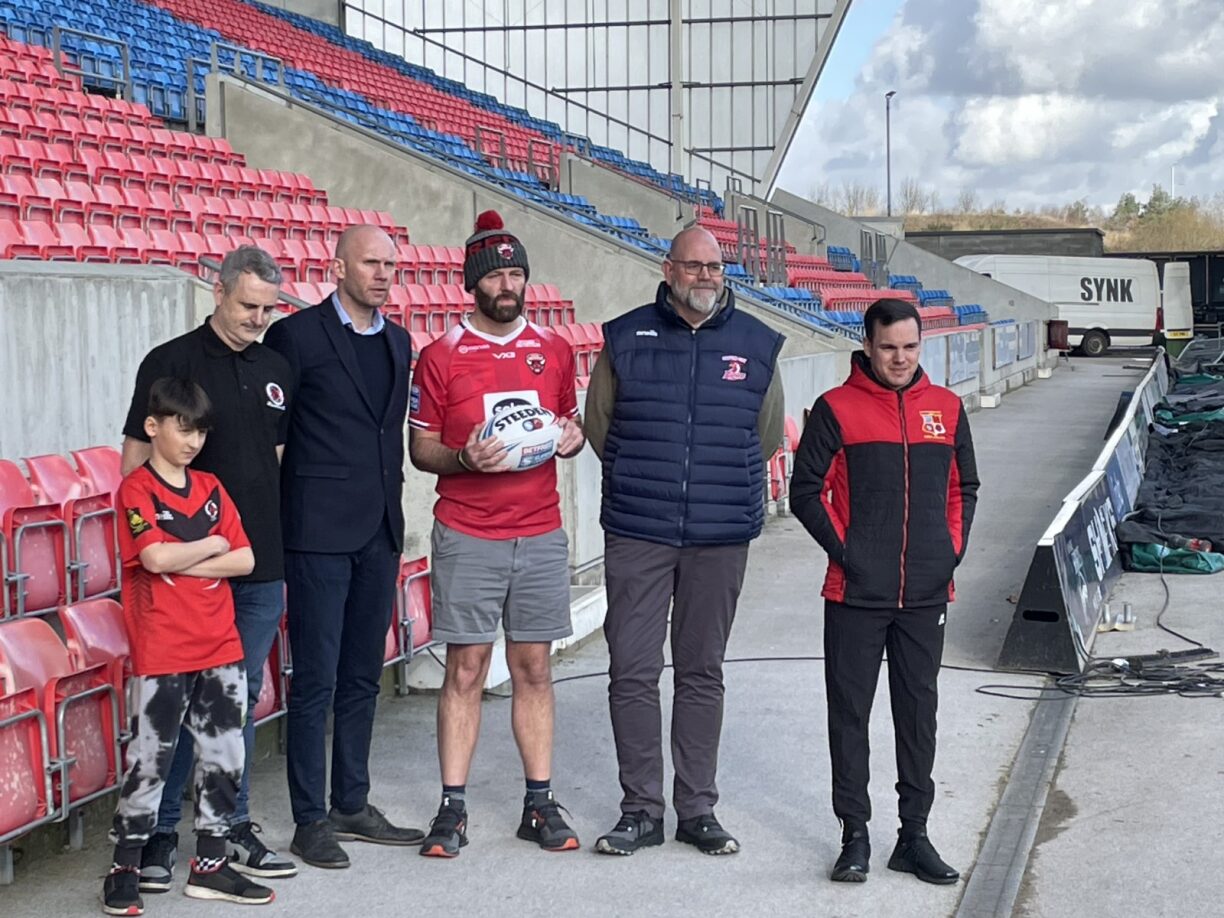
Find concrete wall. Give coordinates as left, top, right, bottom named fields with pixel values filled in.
left=0, top=263, right=196, bottom=458
left=765, top=188, right=1058, bottom=324
left=907, top=228, right=1106, bottom=261
left=559, top=153, right=691, bottom=241
left=207, top=77, right=846, bottom=361
left=778, top=350, right=851, bottom=420
left=262, top=0, right=340, bottom=26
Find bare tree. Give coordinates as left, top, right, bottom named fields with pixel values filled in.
left=956, top=188, right=979, bottom=215
left=840, top=181, right=881, bottom=216
left=899, top=177, right=931, bottom=215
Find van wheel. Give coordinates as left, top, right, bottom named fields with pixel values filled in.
left=1080, top=330, right=1109, bottom=357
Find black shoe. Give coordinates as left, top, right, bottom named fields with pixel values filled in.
left=289, top=820, right=350, bottom=869
left=328, top=804, right=425, bottom=846
left=594, top=810, right=664, bottom=856
left=888, top=833, right=960, bottom=885
left=675, top=813, right=740, bottom=855
left=227, top=821, right=298, bottom=878
left=419, top=795, right=468, bottom=858
left=137, top=832, right=176, bottom=893
left=516, top=791, right=580, bottom=851
left=102, top=867, right=144, bottom=916
left=184, top=859, right=275, bottom=903
left=830, top=827, right=871, bottom=882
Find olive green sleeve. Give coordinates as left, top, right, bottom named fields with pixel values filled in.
left=584, top=350, right=617, bottom=459
left=758, top=368, right=785, bottom=458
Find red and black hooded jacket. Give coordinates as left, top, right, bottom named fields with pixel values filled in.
left=790, top=351, right=979, bottom=608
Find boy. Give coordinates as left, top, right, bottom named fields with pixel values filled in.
left=103, top=378, right=274, bottom=915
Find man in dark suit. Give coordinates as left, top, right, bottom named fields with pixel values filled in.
left=264, top=224, right=423, bottom=869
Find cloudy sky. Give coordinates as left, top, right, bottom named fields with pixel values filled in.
left=774, top=0, right=1224, bottom=212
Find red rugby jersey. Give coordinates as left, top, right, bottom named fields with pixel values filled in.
left=410, top=318, right=578, bottom=539
left=118, top=464, right=249, bottom=676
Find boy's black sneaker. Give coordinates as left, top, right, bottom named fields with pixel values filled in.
left=830, top=827, right=870, bottom=882
left=887, top=833, right=960, bottom=885
left=675, top=813, right=740, bottom=855
left=290, top=820, right=350, bottom=869
left=419, top=795, right=468, bottom=858
left=328, top=804, right=425, bottom=846
left=102, top=867, right=144, bottom=916
left=138, top=832, right=176, bottom=893
left=516, top=790, right=580, bottom=851
left=594, top=810, right=664, bottom=855
left=227, top=821, right=298, bottom=878
left=184, top=859, right=275, bottom=904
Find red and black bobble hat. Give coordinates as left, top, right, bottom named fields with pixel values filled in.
left=463, top=210, right=530, bottom=292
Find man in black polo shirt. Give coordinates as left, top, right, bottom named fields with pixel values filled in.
left=121, top=245, right=298, bottom=889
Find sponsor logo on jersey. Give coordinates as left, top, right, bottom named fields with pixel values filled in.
left=155, top=510, right=174, bottom=521
left=636, top=329, right=658, bottom=337
left=483, top=390, right=541, bottom=418
left=526, top=352, right=546, bottom=374
left=265, top=381, right=286, bottom=410
left=492, top=351, right=517, bottom=359
left=518, top=339, right=541, bottom=348
left=204, top=499, right=219, bottom=522
left=459, top=344, right=491, bottom=354
left=721, top=354, right=748, bottom=381
left=126, top=508, right=152, bottom=537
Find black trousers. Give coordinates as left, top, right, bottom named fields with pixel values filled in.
left=604, top=534, right=749, bottom=820
left=823, top=600, right=946, bottom=835
left=284, top=524, right=398, bottom=824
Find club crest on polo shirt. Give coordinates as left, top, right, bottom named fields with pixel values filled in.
left=920, top=410, right=947, bottom=440
left=721, top=355, right=748, bottom=381
left=265, top=381, right=286, bottom=410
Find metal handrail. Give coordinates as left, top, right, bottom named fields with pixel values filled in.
left=186, top=43, right=285, bottom=133
left=50, top=25, right=132, bottom=100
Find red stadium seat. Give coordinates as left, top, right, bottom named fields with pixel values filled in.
left=0, top=618, right=120, bottom=822
left=0, top=683, right=54, bottom=876
left=23, top=455, right=118, bottom=601
left=0, top=459, right=69, bottom=617
left=71, top=447, right=122, bottom=500
left=59, top=598, right=129, bottom=725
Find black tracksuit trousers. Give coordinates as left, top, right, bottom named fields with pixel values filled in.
left=824, top=600, right=946, bottom=835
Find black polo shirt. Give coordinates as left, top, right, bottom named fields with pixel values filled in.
left=122, top=318, right=294, bottom=582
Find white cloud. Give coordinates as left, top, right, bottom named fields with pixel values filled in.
left=777, top=0, right=1224, bottom=210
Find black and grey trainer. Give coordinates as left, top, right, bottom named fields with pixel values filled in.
left=184, top=859, right=275, bottom=904
left=227, top=821, right=298, bottom=878
left=138, top=832, right=177, bottom=893
left=830, top=826, right=870, bottom=882
left=290, top=819, right=350, bottom=869
left=675, top=813, right=740, bottom=855
left=102, top=867, right=144, bottom=916
left=594, top=810, right=664, bottom=856
left=328, top=804, right=425, bottom=846
left=419, top=796, right=468, bottom=858
left=887, top=833, right=960, bottom=885
left=516, top=791, right=580, bottom=851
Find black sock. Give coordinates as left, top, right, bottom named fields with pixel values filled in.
left=525, top=778, right=552, bottom=803
left=442, top=785, right=466, bottom=809
left=196, top=834, right=226, bottom=861
left=111, top=843, right=142, bottom=871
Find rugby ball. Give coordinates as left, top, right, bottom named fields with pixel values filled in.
left=481, top=405, right=562, bottom=472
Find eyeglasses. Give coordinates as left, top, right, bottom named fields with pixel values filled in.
left=670, top=260, right=726, bottom=277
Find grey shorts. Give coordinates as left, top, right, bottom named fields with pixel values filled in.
left=430, top=520, right=573, bottom=645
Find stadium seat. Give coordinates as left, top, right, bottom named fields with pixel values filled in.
left=0, top=681, right=54, bottom=884
left=59, top=598, right=129, bottom=727
left=23, top=454, right=118, bottom=601
left=0, top=618, right=120, bottom=829
left=0, top=459, right=69, bottom=618
left=70, top=447, right=122, bottom=501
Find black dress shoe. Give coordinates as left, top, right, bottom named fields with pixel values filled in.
left=290, top=819, right=350, bottom=869
left=830, top=828, right=870, bottom=882
left=328, top=804, right=425, bottom=846
left=887, top=833, right=960, bottom=885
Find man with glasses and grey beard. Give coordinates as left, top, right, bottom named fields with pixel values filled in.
left=584, top=227, right=785, bottom=858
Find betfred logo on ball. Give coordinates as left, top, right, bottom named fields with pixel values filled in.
left=481, top=405, right=561, bottom=471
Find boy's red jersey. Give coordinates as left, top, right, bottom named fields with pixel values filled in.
left=118, top=464, right=249, bottom=676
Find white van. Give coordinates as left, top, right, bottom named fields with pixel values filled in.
left=954, top=254, right=1193, bottom=356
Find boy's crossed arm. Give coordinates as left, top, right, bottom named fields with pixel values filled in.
left=140, top=536, right=255, bottom=579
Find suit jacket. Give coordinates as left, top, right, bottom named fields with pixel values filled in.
left=264, top=299, right=411, bottom=554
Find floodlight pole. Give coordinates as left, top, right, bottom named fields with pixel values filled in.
left=885, top=90, right=896, bottom=217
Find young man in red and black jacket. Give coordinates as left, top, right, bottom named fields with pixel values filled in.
left=790, top=298, right=979, bottom=888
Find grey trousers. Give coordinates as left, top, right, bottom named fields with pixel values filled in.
left=604, top=533, right=749, bottom=820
